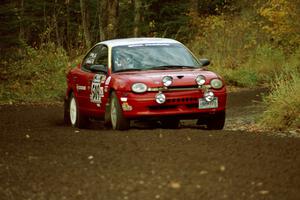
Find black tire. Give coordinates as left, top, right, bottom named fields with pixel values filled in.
left=64, top=97, right=71, bottom=125
left=160, top=118, right=180, bottom=129
left=110, top=92, right=130, bottom=130
left=68, top=93, right=89, bottom=128
left=206, top=111, right=225, bottom=130
left=104, top=100, right=112, bottom=128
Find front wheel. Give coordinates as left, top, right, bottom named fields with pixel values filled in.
left=110, top=92, right=130, bottom=130
left=206, top=111, right=225, bottom=130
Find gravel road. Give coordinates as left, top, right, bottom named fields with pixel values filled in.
left=1, top=88, right=299, bottom=200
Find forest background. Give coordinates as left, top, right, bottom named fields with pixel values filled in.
left=0, top=0, right=299, bottom=130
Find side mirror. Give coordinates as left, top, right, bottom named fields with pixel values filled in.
left=199, top=59, right=210, bottom=67
left=90, top=64, right=107, bottom=73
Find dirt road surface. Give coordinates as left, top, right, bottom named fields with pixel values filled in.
left=1, top=89, right=300, bottom=200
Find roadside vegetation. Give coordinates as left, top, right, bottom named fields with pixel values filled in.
left=259, top=51, right=300, bottom=131
left=0, top=0, right=299, bottom=131
left=0, top=43, right=69, bottom=103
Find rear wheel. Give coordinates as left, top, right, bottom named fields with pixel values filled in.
left=64, top=98, right=70, bottom=125
left=206, top=111, right=225, bottom=130
left=110, top=92, right=130, bottom=130
left=67, top=93, right=89, bottom=128
left=160, top=118, right=180, bottom=129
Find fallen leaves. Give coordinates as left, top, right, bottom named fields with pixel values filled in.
left=88, top=155, right=94, bottom=164
left=259, top=190, right=269, bottom=195
left=169, top=181, right=181, bottom=189
left=199, top=170, right=208, bottom=175
left=220, top=165, right=226, bottom=172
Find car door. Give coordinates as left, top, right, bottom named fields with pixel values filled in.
left=73, top=45, right=109, bottom=117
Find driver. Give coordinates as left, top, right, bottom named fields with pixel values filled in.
left=114, top=51, right=134, bottom=71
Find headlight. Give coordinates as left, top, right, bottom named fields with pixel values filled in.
left=196, top=75, right=206, bottom=85
left=204, top=91, right=215, bottom=102
left=162, top=76, right=173, bottom=87
left=131, top=83, right=147, bottom=93
left=155, top=92, right=166, bottom=104
left=210, top=79, right=223, bottom=89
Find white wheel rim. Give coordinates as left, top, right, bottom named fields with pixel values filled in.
left=70, top=97, right=77, bottom=125
left=110, top=98, right=117, bottom=129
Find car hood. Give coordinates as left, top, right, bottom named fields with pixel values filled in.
left=111, top=68, right=221, bottom=90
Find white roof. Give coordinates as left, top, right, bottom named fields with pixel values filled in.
left=98, top=37, right=181, bottom=48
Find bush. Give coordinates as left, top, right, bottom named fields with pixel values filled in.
left=0, top=43, right=69, bottom=103
left=241, top=45, right=286, bottom=83
left=259, top=50, right=300, bottom=131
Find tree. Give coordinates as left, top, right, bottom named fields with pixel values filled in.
left=259, top=0, right=300, bottom=50
left=80, top=0, right=91, bottom=48
left=106, top=0, right=119, bottom=39
left=98, top=0, right=106, bottom=41
left=133, top=0, right=141, bottom=37
left=190, top=0, right=198, bottom=17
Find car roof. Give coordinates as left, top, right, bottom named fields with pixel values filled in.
left=98, top=37, right=181, bottom=48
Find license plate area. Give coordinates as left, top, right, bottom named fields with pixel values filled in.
left=199, top=97, right=218, bottom=109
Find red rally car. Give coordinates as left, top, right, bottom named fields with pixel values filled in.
left=64, top=38, right=227, bottom=130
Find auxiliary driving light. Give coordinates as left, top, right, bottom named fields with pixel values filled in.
left=204, top=91, right=215, bottom=102
left=155, top=92, right=166, bottom=104
left=196, top=75, right=206, bottom=86
left=162, top=76, right=173, bottom=87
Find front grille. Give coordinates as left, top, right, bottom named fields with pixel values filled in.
left=148, top=98, right=199, bottom=111
left=148, top=105, right=178, bottom=110
left=168, top=85, right=198, bottom=89
left=186, top=103, right=198, bottom=108
left=166, top=97, right=198, bottom=103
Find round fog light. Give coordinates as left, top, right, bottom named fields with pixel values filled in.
left=204, top=91, right=214, bottom=102
left=155, top=92, right=166, bottom=104
left=162, top=76, right=173, bottom=87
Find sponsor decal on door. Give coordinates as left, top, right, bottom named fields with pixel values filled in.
left=90, top=74, right=106, bottom=104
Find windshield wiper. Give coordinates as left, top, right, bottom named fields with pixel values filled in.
left=146, top=65, right=197, bottom=70
left=114, top=68, right=143, bottom=73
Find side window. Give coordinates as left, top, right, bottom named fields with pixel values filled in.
left=82, top=45, right=108, bottom=71
left=94, top=46, right=108, bottom=67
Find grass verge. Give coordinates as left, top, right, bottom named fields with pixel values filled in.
left=259, top=51, right=300, bottom=131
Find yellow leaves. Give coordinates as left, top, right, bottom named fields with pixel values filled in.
left=258, top=0, right=300, bottom=48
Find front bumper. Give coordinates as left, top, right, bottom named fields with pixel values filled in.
left=116, top=89, right=227, bottom=120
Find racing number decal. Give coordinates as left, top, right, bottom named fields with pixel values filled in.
left=90, top=74, right=106, bottom=104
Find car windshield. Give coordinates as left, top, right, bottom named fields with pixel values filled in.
left=111, top=43, right=200, bottom=72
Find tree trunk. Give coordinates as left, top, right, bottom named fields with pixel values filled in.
left=19, top=0, right=24, bottom=41
left=190, top=0, right=198, bottom=17
left=106, top=0, right=119, bottom=39
left=98, top=0, right=106, bottom=41
left=133, top=0, right=141, bottom=37
left=66, top=0, right=71, bottom=51
left=54, top=0, right=61, bottom=46
left=80, top=0, right=91, bottom=48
